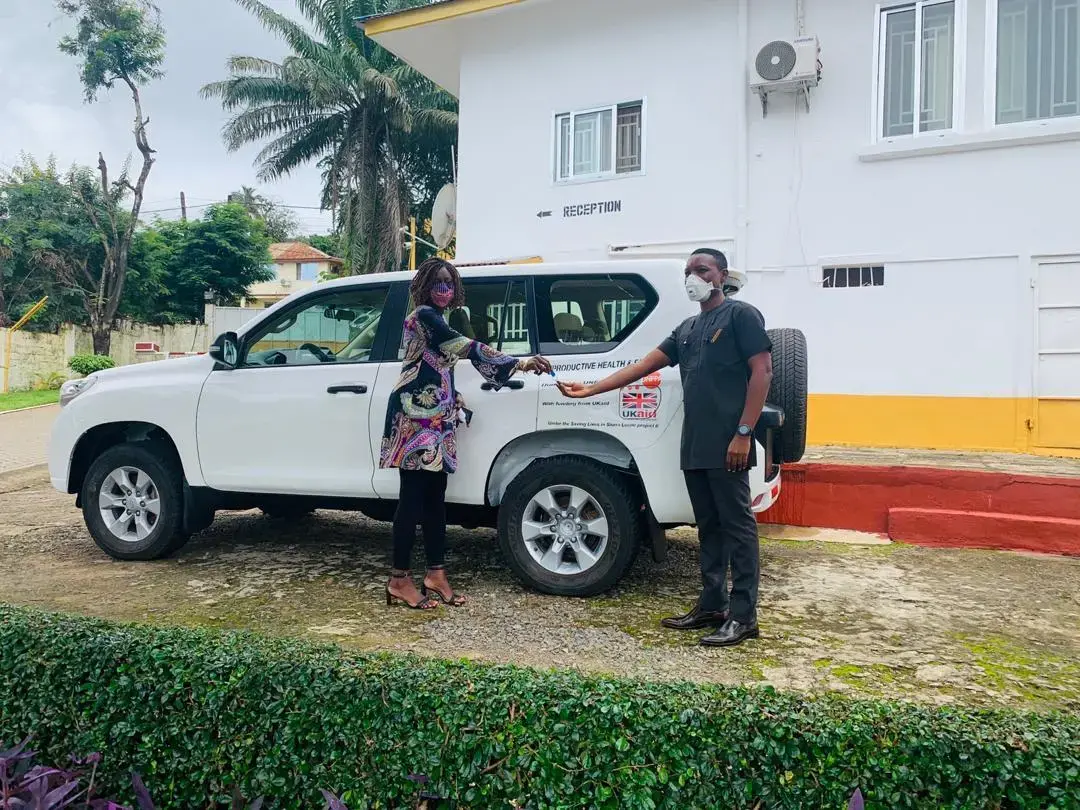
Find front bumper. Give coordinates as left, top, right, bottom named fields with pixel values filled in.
left=48, top=406, right=82, bottom=493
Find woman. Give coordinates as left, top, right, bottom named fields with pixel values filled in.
left=380, top=258, right=552, bottom=609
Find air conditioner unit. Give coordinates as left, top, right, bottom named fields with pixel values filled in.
left=750, top=35, right=821, bottom=116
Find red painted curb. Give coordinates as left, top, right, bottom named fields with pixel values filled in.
left=888, top=508, right=1080, bottom=556
left=759, top=462, right=1080, bottom=555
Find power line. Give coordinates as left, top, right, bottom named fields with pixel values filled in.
left=140, top=201, right=328, bottom=215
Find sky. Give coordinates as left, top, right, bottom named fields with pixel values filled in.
left=0, top=0, right=334, bottom=234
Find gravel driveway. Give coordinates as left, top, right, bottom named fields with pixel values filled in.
left=2, top=468, right=1078, bottom=713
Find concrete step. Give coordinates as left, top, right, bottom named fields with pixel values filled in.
left=760, top=463, right=1080, bottom=535
left=887, top=507, right=1080, bottom=556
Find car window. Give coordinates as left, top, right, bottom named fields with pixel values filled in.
left=244, top=286, right=390, bottom=367
left=534, top=274, right=656, bottom=355
left=398, top=279, right=532, bottom=359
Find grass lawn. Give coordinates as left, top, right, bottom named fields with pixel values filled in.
left=0, top=389, right=60, bottom=412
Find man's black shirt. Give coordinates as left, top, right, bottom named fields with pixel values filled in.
left=657, top=298, right=772, bottom=470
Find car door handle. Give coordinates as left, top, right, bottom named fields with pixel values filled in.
left=327, top=384, right=368, bottom=394
left=481, top=379, right=525, bottom=391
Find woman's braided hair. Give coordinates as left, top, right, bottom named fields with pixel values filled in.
left=410, top=257, right=465, bottom=309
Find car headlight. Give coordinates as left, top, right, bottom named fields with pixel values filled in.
left=60, top=376, right=97, bottom=408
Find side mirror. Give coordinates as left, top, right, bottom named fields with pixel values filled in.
left=208, top=332, right=240, bottom=369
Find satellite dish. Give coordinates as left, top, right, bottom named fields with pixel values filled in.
left=724, top=268, right=747, bottom=296
left=431, top=184, right=457, bottom=250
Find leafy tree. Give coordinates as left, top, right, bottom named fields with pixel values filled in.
left=57, top=0, right=166, bottom=353
left=301, top=233, right=343, bottom=259
left=0, top=156, right=100, bottom=331
left=227, top=185, right=300, bottom=241
left=122, top=203, right=274, bottom=324
left=201, top=0, right=457, bottom=275
left=0, top=233, right=13, bottom=328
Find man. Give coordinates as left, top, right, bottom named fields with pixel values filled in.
left=557, top=249, right=773, bottom=647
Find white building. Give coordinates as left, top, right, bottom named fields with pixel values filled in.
left=363, top=0, right=1080, bottom=456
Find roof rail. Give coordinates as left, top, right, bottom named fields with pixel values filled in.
left=454, top=256, right=543, bottom=268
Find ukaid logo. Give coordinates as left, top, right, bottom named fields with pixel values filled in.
left=620, top=385, right=660, bottom=420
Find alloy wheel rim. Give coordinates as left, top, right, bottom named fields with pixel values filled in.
left=98, top=466, right=161, bottom=543
left=521, top=485, right=609, bottom=575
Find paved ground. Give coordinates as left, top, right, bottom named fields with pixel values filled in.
left=0, top=405, right=57, bottom=474
left=2, top=468, right=1078, bottom=713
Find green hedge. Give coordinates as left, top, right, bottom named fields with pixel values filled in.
left=1, top=606, right=1078, bottom=809
left=67, top=353, right=116, bottom=376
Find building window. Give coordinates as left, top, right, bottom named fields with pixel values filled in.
left=996, top=0, right=1080, bottom=124
left=299, top=262, right=319, bottom=281
left=822, top=266, right=886, bottom=288
left=878, top=1, right=957, bottom=137
left=555, top=102, right=643, bottom=182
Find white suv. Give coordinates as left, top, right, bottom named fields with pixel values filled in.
left=50, top=260, right=807, bottom=596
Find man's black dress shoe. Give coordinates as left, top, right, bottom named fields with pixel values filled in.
left=661, top=605, right=730, bottom=631
left=699, top=618, right=760, bottom=648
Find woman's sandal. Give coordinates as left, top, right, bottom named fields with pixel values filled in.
left=421, top=582, right=468, bottom=607
left=385, top=574, right=438, bottom=610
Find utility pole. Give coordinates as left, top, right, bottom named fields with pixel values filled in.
left=409, top=216, right=417, bottom=271
left=180, top=191, right=188, bottom=222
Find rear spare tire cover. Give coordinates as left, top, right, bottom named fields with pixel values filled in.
left=766, top=328, right=808, bottom=463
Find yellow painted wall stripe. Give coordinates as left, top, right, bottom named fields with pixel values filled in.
left=362, top=0, right=524, bottom=36
left=808, top=394, right=1080, bottom=457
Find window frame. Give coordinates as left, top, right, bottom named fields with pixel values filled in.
left=237, top=283, right=397, bottom=370
left=821, top=265, right=887, bottom=289
left=531, top=273, right=659, bottom=357
left=872, top=0, right=966, bottom=142
left=985, top=0, right=1080, bottom=130
left=552, top=99, right=647, bottom=185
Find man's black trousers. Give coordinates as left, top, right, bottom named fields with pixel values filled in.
left=682, top=468, right=759, bottom=624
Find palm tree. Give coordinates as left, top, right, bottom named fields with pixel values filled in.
left=227, top=185, right=266, bottom=217
left=201, top=0, right=457, bottom=274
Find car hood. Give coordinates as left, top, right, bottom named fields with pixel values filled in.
left=90, top=354, right=212, bottom=383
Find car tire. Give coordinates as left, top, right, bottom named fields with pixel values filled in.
left=498, top=457, right=641, bottom=597
left=766, top=327, right=808, bottom=463
left=81, top=442, right=184, bottom=561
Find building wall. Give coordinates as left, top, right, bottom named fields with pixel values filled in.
left=451, top=0, right=1080, bottom=454
left=745, top=0, right=1080, bottom=454
left=456, top=0, right=740, bottom=264
left=0, top=329, right=68, bottom=392
left=1, top=322, right=212, bottom=392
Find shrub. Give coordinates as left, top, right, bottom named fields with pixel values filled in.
left=67, top=354, right=116, bottom=376
left=32, top=370, right=68, bottom=391
left=1, top=606, right=1078, bottom=809
left=0, top=740, right=352, bottom=809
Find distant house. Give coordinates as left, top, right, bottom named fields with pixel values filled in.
left=242, top=242, right=345, bottom=308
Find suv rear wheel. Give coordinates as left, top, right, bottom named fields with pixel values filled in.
left=81, top=442, right=183, bottom=561
left=498, top=457, right=641, bottom=597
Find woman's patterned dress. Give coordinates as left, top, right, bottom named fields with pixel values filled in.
left=380, top=305, right=519, bottom=473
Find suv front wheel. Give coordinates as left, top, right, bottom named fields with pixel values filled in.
left=81, top=442, right=184, bottom=561
left=498, top=457, right=641, bottom=597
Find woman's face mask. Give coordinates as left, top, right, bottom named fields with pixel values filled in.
left=685, top=273, right=715, bottom=303
left=431, top=282, right=455, bottom=309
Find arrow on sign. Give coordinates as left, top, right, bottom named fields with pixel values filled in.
left=536, top=210, right=552, bottom=219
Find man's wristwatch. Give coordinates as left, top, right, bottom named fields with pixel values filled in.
left=736, top=424, right=753, bottom=438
